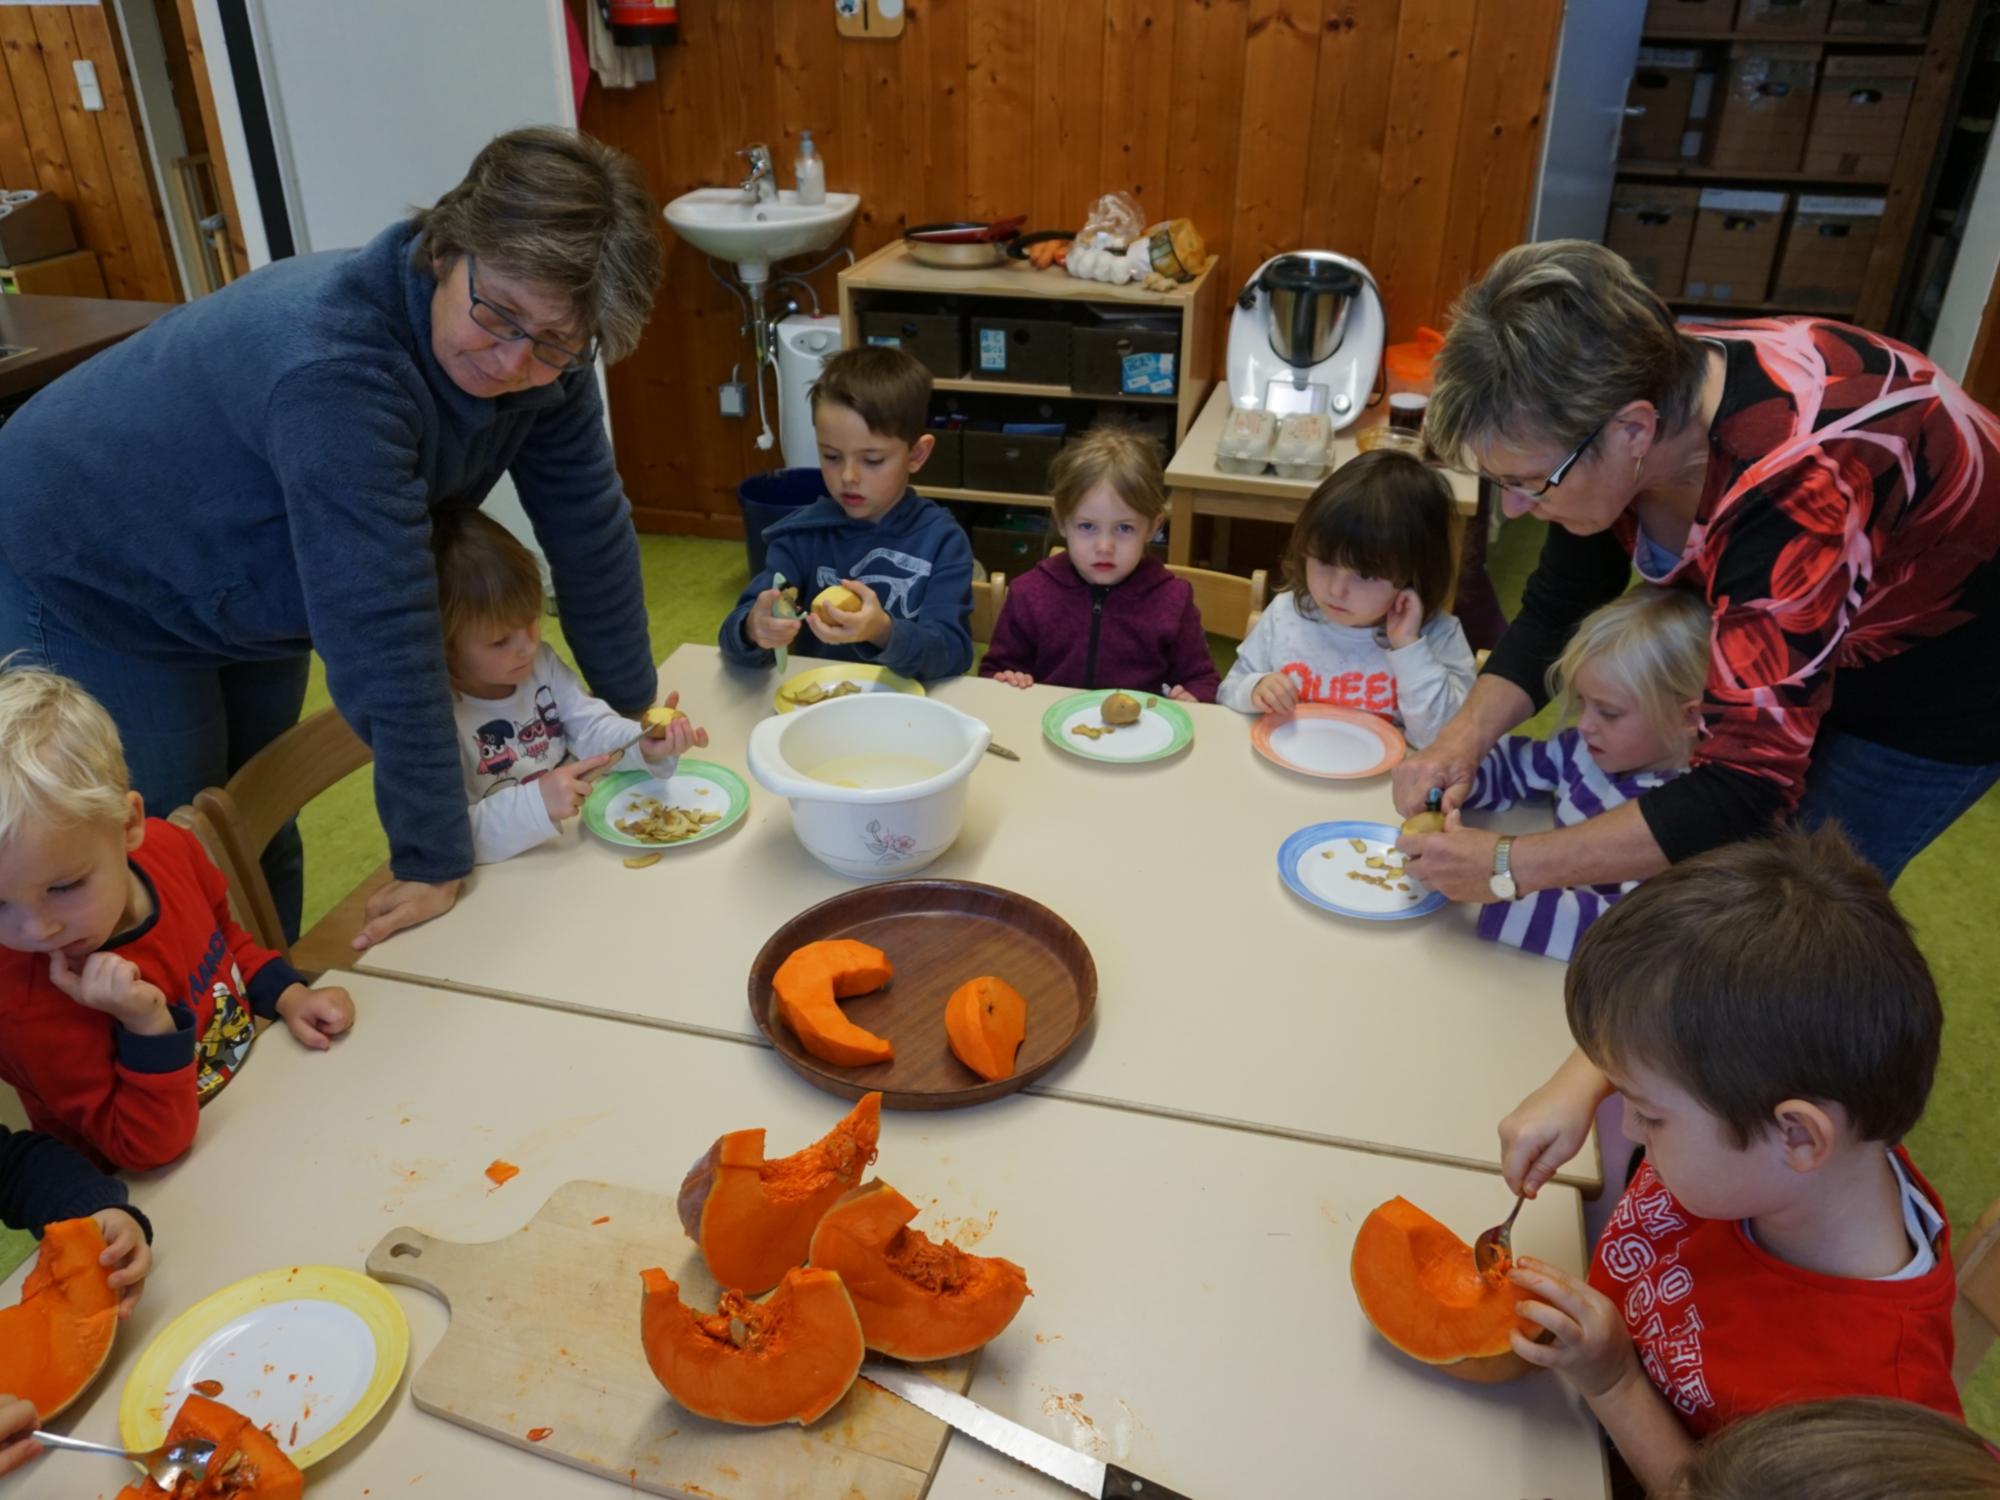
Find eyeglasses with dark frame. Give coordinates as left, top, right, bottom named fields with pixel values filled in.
left=1496, top=425, right=1601, bottom=499
left=464, top=255, right=596, bottom=371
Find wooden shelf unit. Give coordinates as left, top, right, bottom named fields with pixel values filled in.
left=1670, top=296, right=1858, bottom=316
left=837, top=239, right=1219, bottom=511
left=0, top=249, right=106, bottom=298
left=1617, top=161, right=1890, bottom=185
left=1640, top=27, right=1928, bottom=45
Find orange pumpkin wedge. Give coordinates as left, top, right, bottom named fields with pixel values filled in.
left=0, top=1216, right=120, bottom=1419
left=113, top=1393, right=303, bottom=1499
left=639, top=1265, right=864, bottom=1426
left=772, top=939, right=896, bottom=1067
left=808, top=1180, right=1031, bottom=1360
left=944, top=976, right=1027, bottom=1082
left=678, top=1092, right=882, bottom=1293
left=1350, top=1196, right=1537, bottom=1384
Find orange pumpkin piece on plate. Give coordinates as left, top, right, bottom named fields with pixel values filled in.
left=1349, top=1196, right=1537, bottom=1384
left=771, top=939, right=896, bottom=1067
left=113, top=1393, right=304, bottom=1499
left=638, top=1265, right=864, bottom=1426
left=0, top=1216, right=119, bottom=1419
left=678, top=1092, right=882, bottom=1294
left=943, top=976, right=1027, bottom=1082
left=809, top=1180, right=1030, bottom=1360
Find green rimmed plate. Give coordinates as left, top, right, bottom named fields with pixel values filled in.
left=580, top=761, right=750, bottom=851
left=1041, top=690, right=1194, bottom=765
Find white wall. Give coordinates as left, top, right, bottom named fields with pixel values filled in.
left=1932, top=147, right=2000, bottom=380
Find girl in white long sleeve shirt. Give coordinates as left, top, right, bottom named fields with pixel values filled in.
left=1217, top=450, right=1474, bottom=748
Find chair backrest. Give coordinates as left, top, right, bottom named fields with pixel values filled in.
left=1166, top=563, right=1269, bottom=642
left=193, top=707, right=372, bottom=952
left=970, top=572, right=1007, bottom=645
left=1952, top=1195, right=2000, bottom=1389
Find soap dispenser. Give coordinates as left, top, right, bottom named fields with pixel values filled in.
left=794, top=130, right=826, bottom=206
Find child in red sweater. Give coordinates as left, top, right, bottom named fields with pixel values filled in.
left=0, top=665, right=354, bottom=1171
left=1497, top=825, right=1956, bottom=1495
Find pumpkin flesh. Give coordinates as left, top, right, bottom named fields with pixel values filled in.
left=809, top=1180, right=1030, bottom=1360
left=113, top=1393, right=304, bottom=1499
left=678, top=1092, right=882, bottom=1293
left=772, top=939, right=895, bottom=1067
left=1350, top=1196, right=1534, bottom=1384
left=0, top=1216, right=119, bottom=1418
left=944, top=976, right=1027, bottom=1082
left=639, top=1265, right=863, bottom=1426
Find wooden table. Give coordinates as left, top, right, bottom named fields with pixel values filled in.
left=4, top=975, right=1608, bottom=1499
left=0, top=293, right=172, bottom=404
left=1163, top=382, right=1481, bottom=567
left=355, top=645, right=1599, bottom=1193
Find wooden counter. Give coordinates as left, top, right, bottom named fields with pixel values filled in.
left=0, top=293, right=172, bottom=404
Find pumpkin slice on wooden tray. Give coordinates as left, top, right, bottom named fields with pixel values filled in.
left=1350, top=1196, right=1539, bottom=1384
left=771, top=939, right=897, bottom=1067
left=944, top=975, right=1028, bottom=1082
left=638, top=1265, right=865, bottom=1426
left=679, top=1092, right=882, bottom=1294
left=0, top=1216, right=120, bottom=1419
left=115, top=1392, right=304, bottom=1499
left=809, top=1180, right=1030, bottom=1361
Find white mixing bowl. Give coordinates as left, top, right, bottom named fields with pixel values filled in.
left=746, top=693, right=992, bottom=879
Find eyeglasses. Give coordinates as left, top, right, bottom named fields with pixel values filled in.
left=464, top=255, right=596, bottom=371
left=1497, top=426, right=1600, bottom=499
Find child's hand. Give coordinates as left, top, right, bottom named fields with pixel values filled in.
left=807, top=579, right=892, bottom=647
left=1508, top=1257, right=1641, bottom=1402
left=0, top=1395, right=38, bottom=1476
left=46, top=950, right=174, bottom=1036
left=992, top=671, right=1035, bottom=689
left=1251, top=672, right=1300, bottom=715
left=1384, top=587, right=1424, bottom=650
left=1167, top=684, right=1197, bottom=703
left=1499, top=1050, right=1612, bottom=1197
left=93, top=1206, right=151, bottom=1318
left=276, top=982, right=355, bottom=1052
left=638, top=692, right=708, bottom=764
left=745, top=588, right=805, bottom=651
left=538, top=755, right=613, bottom=824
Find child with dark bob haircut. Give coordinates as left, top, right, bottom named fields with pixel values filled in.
left=1496, top=824, right=1957, bottom=1496
left=1216, top=449, right=1473, bottom=745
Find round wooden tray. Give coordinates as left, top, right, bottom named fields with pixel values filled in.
left=747, top=879, right=1097, bottom=1109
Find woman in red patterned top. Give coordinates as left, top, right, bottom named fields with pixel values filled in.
left=1396, top=240, right=2000, bottom=900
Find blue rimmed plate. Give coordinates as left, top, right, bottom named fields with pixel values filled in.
left=1277, top=819, right=1447, bottom=922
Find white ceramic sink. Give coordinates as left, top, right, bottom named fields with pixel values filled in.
left=663, top=188, right=859, bottom=282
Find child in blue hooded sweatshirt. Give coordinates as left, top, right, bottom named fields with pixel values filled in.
left=721, top=347, right=973, bottom=680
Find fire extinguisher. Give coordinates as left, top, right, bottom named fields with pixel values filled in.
left=600, top=0, right=679, bottom=47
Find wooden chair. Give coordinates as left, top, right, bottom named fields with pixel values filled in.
left=188, top=707, right=388, bottom=977
left=1166, top=563, right=1268, bottom=642
left=970, top=571, right=1007, bottom=645
left=1952, top=1195, right=2000, bottom=1389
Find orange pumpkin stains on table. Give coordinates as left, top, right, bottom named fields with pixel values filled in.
left=484, top=1160, right=521, bottom=1187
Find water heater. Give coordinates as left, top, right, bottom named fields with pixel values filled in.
left=773, top=314, right=844, bottom=470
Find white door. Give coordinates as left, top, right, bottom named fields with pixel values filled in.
left=1531, top=0, right=1649, bottom=242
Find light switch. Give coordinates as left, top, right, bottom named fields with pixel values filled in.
left=72, top=60, right=104, bottom=112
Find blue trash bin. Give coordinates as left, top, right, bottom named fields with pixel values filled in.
left=736, top=468, right=825, bottom=577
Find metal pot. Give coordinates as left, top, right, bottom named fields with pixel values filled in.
left=1252, top=254, right=1364, bottom=370
left=903, top=218, right=1069, bottom=270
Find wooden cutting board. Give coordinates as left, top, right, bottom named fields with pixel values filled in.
left=365, top=1180, right=971, bottom=1498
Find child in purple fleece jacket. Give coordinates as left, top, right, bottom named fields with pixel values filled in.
left=979, top=425, right=1219, bottom=701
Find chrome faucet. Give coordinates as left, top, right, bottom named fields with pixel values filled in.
left=738, top=143, right=776, bottom=205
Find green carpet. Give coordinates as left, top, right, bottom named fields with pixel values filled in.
left=6, top=522, right=1993, bottom=1438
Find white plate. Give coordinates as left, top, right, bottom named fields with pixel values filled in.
left=1267, top=717, right=1397, bottom=776
left=1055, top=706, right=1178, bottom=759
left=1277, top=821, right=1445, bottom=922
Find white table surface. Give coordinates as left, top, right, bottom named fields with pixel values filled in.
left=6, top=975, right=1606, bottom=1500
left=356, top=646, right=1599, bottom=1193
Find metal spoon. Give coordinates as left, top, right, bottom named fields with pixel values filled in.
left=1472, top=1193, right=1525, bottom=1276
left=29, top=1431, right=217, bottom=1487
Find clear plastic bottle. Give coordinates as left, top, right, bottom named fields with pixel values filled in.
left=794, top=130, right=825, bottom=206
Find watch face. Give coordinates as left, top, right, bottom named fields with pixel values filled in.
left=1490, top=873, right=1519, bottom=901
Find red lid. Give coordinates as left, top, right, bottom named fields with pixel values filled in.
left=1384, top=326, right=1445, bottom=383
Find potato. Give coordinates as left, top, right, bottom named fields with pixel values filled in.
left=1101, top=691, right=1141, bottom=726
left=813, top=585, right=862, bottom=623
left=1401, top=810, right=1446, bottom=836
left=643, top=705, right=687, bottom=732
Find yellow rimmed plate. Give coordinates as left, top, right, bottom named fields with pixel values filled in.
left=120, top=1265, right=408, bottom=1468
left=773, top=662, right=926, bottom=714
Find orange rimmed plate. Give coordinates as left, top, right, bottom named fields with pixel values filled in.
left=1252, top=704, right=1405, bottom=780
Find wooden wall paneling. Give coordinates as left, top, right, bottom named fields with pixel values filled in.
left=1300, top=1, right=1400, bottom=267
left=1165, top=0, right=1254, bottom=360
left=903, top=0, right=969, bottom=228
left=0, top=34, right=33, bottom=188
left=170, top=0, right=246, bottom=278
left=1368, top=0, right=1477, bottom=343
left=0, top=10, right=83, bottom=216
left=1097, top=0, right=1178, bottom=213
left=69, top=3, right=180, bottom=301
left=964, top=0, right=1034, bottom=224
left=24, top=8, right=134, bottom=295
left=1030, top=0, right=1104, bottom=231
left=1229, top=3, right=1328, bottom=288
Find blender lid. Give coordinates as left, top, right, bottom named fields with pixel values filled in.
left=1260, top=256, right=1363, bottom=297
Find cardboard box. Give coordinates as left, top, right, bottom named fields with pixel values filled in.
left=923, top=425, right=964, bottom=488
left=1606, top=185, right=1703, bottom=298
left=1710, top=44, right=1821, bottom=173
left=1830, top=0, right=1931, bottom=35
left=969, top=523, right=1051, bottom=578
left=1623, top=49, right=1707, bottom=162
left=1802, top=53, right=1919, bottom=178
left=1735, top=0, right=1834, bottom=34
left=1071, top=315, right=1181, bottom=396
left=861, top=309, right=964, bottom=379
left=1645, top=0, right=1738, bottom=31
left=0, top=191, right=77, bottom=267
left=962, top=430, right=1065, bottom=493
left=1683, top=188, right=1789, bottom=304
left=967, top=314, right=1072, bottom=385
left=1771, top=194, right=1883, bottom=311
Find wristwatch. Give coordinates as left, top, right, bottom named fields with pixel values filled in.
left=1490, top=836, right=1520, bottom=902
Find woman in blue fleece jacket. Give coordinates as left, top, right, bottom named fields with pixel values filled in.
left=0, top=128, right=662, bottom=948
